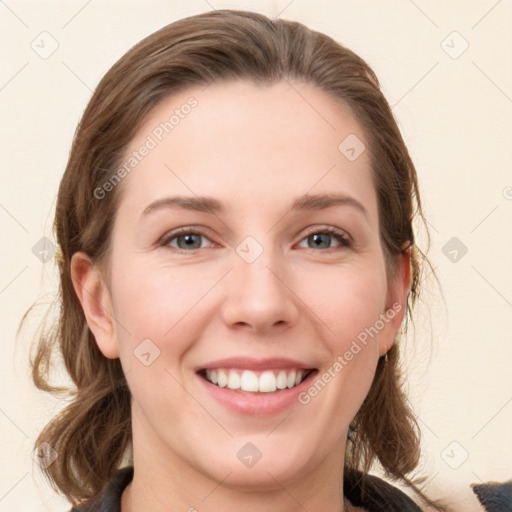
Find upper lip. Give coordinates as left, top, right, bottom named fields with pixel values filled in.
left=195, top=357, right=316, bottom=372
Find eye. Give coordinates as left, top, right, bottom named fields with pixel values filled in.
left=159, top=226, right=352, bottom=253
left=159, top=227, right=215, bottom=251
left=297, top=227, right=351, bottom=251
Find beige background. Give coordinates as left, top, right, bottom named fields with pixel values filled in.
left=1, top=1, right=511, bottom=511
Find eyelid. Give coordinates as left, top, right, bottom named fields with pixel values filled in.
left=300, top=224, right=351, bottom=241
left=158, top=226, right=216, bottom=249
left=297, top=225, right=352, bottom=249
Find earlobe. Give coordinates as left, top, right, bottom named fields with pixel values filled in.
left=70, top=252, right=120, bottom=359
left=379, top=244, right=413, bottom=357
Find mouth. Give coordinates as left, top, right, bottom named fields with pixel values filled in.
left=196, top=367, right=317, bottom=395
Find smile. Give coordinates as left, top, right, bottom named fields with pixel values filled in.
left=199, top=368, right=315, bottom=393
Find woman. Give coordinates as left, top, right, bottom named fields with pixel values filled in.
left=26, top=9, right=449, bottom=512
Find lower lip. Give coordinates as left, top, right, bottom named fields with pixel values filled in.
left=196, top=370, right=318, bottom=415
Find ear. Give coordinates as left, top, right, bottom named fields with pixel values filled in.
left=70, top=251, right=120, bottom=359
left=378, top=243, right=412, bottom=357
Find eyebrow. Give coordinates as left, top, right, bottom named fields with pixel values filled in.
left=140, top=193, right=369, bottom=221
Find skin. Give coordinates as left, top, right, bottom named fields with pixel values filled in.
left=71, top=79, right=411, bottom=512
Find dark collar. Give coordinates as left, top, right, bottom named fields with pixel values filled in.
left=70, top=466, right=133, bottom=512
left=344, top=467, right=422, bottom=511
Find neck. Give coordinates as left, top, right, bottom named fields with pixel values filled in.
left=121, top=410, right=354, bottom=512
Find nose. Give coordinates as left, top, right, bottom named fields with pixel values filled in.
left=220, top=247, right=299, bottom=335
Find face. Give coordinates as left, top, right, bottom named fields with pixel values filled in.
left=73, top=79, right=410, bottom=492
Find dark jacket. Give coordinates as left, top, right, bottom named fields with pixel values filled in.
left=70, top=466, right=423, bottom=512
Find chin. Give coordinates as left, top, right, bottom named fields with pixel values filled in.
left=196, top=439, right=318, bottom=491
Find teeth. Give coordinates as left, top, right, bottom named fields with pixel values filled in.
left=240, top=370, right=259, bottom=392
left=276, top=370, right=288, bottom=390
left=227, top=371, right=241, bottom=390
left=259, top=371, right=279, bottom=392
left=286, top=370, right=296, bottom=388
left=217, top=369, right=228, bottom=388
left=204, top=368, right=307, bottom=393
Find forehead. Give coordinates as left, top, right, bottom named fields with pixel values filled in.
left=116, top=79, right=377, bottom=223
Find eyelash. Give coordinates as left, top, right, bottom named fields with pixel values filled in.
left=158, top=226, right=352, bottom=253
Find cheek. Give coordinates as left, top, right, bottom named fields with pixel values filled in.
left=111, top=258, right=216, bottom=334
left=296, top=260, right=386, bottom=399
left=298, top=269, right=385, bottom=417
left=108, top=263, right=209, bottom=417
left=298, top=258, right=388, bottom=340
left=108, top=258, right=241, bottom=397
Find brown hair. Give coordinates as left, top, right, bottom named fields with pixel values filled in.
left=21, top=8, right=445, bottom=510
